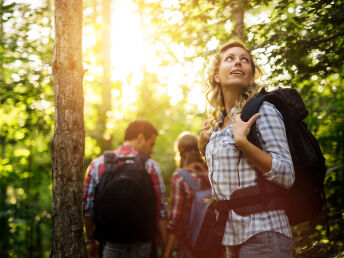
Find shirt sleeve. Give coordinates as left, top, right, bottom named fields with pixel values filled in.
left=256, top=101, right=295, bottom=188
left=82, top=158, right=103, bottom=218
left=146, top=159, right=168, bottom=219
left=167, top=172, right=185, bottom=233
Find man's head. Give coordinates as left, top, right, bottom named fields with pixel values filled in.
left=124, top=120, right=158, bottom=156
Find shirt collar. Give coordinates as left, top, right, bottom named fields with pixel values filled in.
left=119, top=145, right=140, bottom=154
left=217, top=106, right=238, bottom=129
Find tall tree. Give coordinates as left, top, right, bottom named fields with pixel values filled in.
left=231, top=0, right=245, bottom=41
left=51, top=0, right=85, bottom=257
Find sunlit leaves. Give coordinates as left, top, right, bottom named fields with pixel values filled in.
left=0, top=1, right=54, bottom=256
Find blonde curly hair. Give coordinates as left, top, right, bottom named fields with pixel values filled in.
left=204, top=41, right=263, bottom=129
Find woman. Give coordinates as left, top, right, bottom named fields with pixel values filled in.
left=163, top=133, right=210, bottom=258
left=199, top=41, right=295, bottom=258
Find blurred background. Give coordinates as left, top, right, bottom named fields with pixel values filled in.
left=0, top=0, right=343, bottom=257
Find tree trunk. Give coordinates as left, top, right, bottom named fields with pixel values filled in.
left=51, top=0, right=85, bottom=257
left=231, top=0, right=245, bottom=42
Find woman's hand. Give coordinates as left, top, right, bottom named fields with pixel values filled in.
left=199, top=120, right=212, bottom=156
left=232, top=113, right=259, bottom=147
left=232, top=113, right=273, bottom=174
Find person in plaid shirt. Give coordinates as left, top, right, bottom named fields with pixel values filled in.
left=83, top=120, right=168, bottom=258
left=199, top=41, right=295, bottom=258
left=163, top=133, right=210, bottom=258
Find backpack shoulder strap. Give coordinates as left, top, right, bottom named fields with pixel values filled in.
left=134, top=154, right=149, bottom=166
left=104, top=151, right=118, bottom=171
left=105, top=153, right=148, bottom=166
left=241, top=88, right=293, bottom=148
left=177, top=169, right=201, bottom=192
left=241, top=89, right=267, bottom=147
left=241, top=88, right=267, bottom=121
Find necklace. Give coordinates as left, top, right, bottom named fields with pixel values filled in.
left=227, top=107, right=237, bottom=121
left=227, top=112, right=235, bottom=121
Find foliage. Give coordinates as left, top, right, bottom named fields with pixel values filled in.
left=137, top=0, right=271, bottom=57
left=1, top=0, right=344, bottom=256
left=0, top=1, right=54, bottom=257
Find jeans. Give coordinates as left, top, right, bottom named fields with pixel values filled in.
left=102, top=242, right=151, bottom=258
left=226, top=232, right=292, bottom=258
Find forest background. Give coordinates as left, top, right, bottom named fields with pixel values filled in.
left=0, top=0, right=344, bottom=257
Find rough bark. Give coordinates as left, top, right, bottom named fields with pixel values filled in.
left=231, top=0, right=245, bottom=42
left=51, top=0, right=85, bottom=257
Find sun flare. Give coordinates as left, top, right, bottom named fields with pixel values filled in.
left=108, top=0, right=206, bottom=111
left=82, top=0, right=207, bottom=113
left=110, top=1, right=147, bottom=81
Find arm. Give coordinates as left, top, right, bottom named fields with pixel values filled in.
left=233, top=112, right=272, bottom=174
left=163, top=232, right=176, bottom=258
left=158, top=219, right=168, bottom=248
left=83, top=217, right=99, bottom=258
left=146, top=160, right=168, bottom=246
left=163, top=173, right=185, bottom=256
left=198, top=120, right=212, bottom=156
left=83, top=162, right=100, bottom=258
left=84, top=216, right=95, bottom=242
left=233, top=102, right=295, bottom=188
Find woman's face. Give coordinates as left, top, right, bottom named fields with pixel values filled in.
left=215, top=46, right=254, bottom=91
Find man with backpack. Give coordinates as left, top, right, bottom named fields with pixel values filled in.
left=83, top=120, right=168, bottom=258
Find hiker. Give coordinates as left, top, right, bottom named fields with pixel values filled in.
left=163, top=132, right=210, bottom=258
left=83, top=119, right=168, bottom=258
left=199, top=41, right=295, bottom=257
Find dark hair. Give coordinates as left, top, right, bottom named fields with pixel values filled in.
left=177, top=133, right=203, bottom=168
left=124, top=120, right=158, bottom=141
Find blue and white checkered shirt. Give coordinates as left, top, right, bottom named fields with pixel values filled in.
left=205, top=101, right=295, bottom=246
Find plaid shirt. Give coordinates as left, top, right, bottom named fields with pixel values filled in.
left=83, top=145, right=168, bottom=220
left=167, top=163, right=210, bottom=239
left=205, top=101, right=295, bottom=246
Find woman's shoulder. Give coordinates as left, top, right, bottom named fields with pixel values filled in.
left=189, top=162, right=208, bottom=172
left=172, top=169, right=191, bottom=182
left=173, top=164, right=208, bottom=181
left=259, top=101, right=283, bottom=118
left=172, top=170, right=184, bottom=178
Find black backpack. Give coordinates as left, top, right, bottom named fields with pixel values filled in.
left=216, top=88, right=327, bottom=226
left=93, top=151, right=157, bottom=245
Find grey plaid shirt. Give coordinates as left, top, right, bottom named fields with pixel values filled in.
left=205, top=101, right=295, bottom=246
